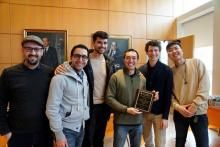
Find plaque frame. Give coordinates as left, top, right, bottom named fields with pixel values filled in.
left=134, top=89, right=154, bottom=112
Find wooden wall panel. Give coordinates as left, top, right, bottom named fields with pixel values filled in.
left=63, top=0, right=108, bottom=10
left=0, top=34, right=11, bottom=63
left=0, top=0, right=176, bottom=75
left=178, top=35, right=194, bottom=58
left=10, top=0, right=62, bottom=7
left=109, top=0, right=146, bottom=13
left=10, top=4, right=63, bottom=34
left=109, top=12, right=146, bottom=38
left=147, top=0, right=173, bottom=16
left=146, top=15, right=175, bottom=40
left=132, top=38, right=147, bottom=64
left=0, top=0, right=9, bottom=2
left=67, top=36, right=91, bottom=60
left=0, top=3, right=10, bottom=33
left=11, top=34, right=23, bottom=63
left=62, top=9, right=108, bottom=36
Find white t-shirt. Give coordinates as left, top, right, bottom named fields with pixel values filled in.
left=90, top=54, right=107, bottom=104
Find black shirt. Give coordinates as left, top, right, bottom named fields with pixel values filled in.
left=0, top=63, right=53, bottom=135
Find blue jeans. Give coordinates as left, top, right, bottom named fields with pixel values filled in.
left=113, top=124, right=143, bottom=147
left=173, top=111, right=209, bottom=147
left=63, top=127, right=85, bottom=147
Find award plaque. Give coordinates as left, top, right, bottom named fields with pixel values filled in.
left=134, top=89, right=154, bottom=112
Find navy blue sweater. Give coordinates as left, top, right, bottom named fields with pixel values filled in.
left=139, top=61, right=173, bottom=119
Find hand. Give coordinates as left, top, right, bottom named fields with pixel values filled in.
left=177, top=104, right=194, bottom=117
left=56, top=139, right=68, bottom=147
left=187, top=103, right=197, bottom=114
left=161, top=119, right=168, bottom=129
left=55, top=64, right=66, bottom=75
left=152, top=90, right=159, bottom=101
left=126, top=107, right=142, bottom=115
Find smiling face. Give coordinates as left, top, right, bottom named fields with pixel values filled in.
left=93, top=37, right=108, bottom=54
left=124, top=51, right=138, bottom=72
left=167, top=44, right=184, bottom=64
left=70, top=48, right=88, bottom=72
left=22, top=42, right=43, bottom=67
left=146, top=45, right=160, bottom=62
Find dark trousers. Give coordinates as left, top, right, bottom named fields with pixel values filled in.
left=82, top=104, right=111, bottom=147
left=173, top=111, right=209, bottom=147
left=8, top=130, right=53, bottom=147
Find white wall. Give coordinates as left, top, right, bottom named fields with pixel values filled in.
left=181, top=12, right=213, bottom=48
left=176, top=1, right=214, bottom=47
left=176, top=1, right=215, bottom=94
left=213, top=0, right=220, bottom=95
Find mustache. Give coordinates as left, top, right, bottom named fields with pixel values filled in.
left=28, top=55, right=38, bottom=58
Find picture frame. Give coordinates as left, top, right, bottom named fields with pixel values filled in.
left=24, top=29, right=67, bottom=67
left=105, top=35, right=132, bottom=70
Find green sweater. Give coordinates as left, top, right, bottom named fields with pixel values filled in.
left=106, top=68, right=146, bottom=125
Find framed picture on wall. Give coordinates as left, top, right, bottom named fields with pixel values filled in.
left=24, top=29, right=67, bottom=68
left=105, top=36, right=132, bottom=70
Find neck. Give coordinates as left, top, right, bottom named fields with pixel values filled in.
left=148, top=60, right=157, bottom=67
left=91, top=51, right=103, bottom=58
left=24, top=61, right=39, bottom=70
left=73, top=68, right=82, bottom=74
left=175, top=58, right=185, bottom=67
left=128, top=69, right=135, bottom=75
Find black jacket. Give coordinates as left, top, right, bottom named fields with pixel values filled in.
left=139, top=61, right=173, bottom=119
left=41, top=46, right=59, bottom=69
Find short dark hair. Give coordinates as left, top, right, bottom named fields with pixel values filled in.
left=123, top=48, right=139, bottom=59
left=166, top=40, right=182, bottom=51
left=145, top=40, right=161, bottom=52
left=92, top=31, right=109, bottom=42
left=70, top=44, right=89, bottom=57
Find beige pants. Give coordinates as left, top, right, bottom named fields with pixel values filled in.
left=143, top=113, right=166, bottom=147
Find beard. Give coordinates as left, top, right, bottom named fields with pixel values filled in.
left=26, top=55, right=40, bottom=65
left=95, top=47, right=106, bottom=54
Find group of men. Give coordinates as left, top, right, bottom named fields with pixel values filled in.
left=0, top=30, right=210, bottom=147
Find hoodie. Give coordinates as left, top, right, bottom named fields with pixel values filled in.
left=46, top=61, right=89, bottom=140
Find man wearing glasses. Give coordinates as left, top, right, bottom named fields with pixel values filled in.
left=55, top=31, right=116, bottom=147
left=0, top=35, right=54, bottom=147
left=46, top=44, right=90, bottom=147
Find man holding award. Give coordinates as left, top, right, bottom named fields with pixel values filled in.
left=106, top=49, right=158, bottom=147
left=139, top=40, right=173, bottom=147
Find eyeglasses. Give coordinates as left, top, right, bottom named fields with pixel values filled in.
left=73, top=54, right=88, bottom=60
left=23, top=46, right=43, bottom=52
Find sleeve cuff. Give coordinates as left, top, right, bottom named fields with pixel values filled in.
left=54, top=130, right=66, bottom=141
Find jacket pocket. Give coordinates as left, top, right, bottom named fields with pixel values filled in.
left=62, top=105, right=82, bottom=123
